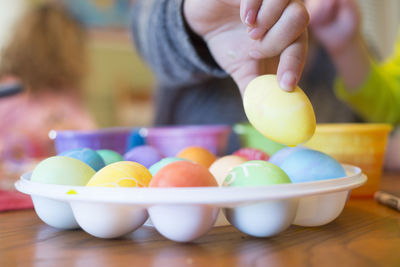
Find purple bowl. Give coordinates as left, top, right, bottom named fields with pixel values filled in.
left=143, top=125, right=231, bottom=157
left=51, top=127, right=134, bottom=155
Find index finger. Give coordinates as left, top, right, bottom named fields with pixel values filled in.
left=276, top=30, right=308, bottom=91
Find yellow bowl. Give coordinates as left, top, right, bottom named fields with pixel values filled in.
left=304, top=123, right=392, bottom=198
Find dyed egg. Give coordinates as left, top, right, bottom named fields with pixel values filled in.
left=149, top=157, right=188, bottom=176
left=243, top=74, right=316, bottom=146
left=222, top=160, right=296, bottom=238
left=209, top=155, right=247, bottom=186
left=176, top=146, right=217, bottom=168
left=97, top=149, right=123, bottom=165
left=87, top=161, right=152, bottom=187
left=60, top=148, right=105, bottom=171
left=279, top=149, right=346, bottom=183
left=123, top=145, right=163, bottom=168
left=31, top=156, right=96, bottom=230
left=149, top=161, right=218, bottom=242
left=223, top=160, right=291, bottom=187
left=150, top=161, right=217, bottom=187
left=126, top=128, right=145, bottom=151
left=233, top=147, right=270, bottom=161
left=269, top=146, right=305, bottom=166
left=31, top=156, right=95, bottom=185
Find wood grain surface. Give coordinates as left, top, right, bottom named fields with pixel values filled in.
left=1, top=172, right=400, bottom=267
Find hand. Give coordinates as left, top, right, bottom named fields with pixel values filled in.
left=305, top=0, right=370, bottom=91
left=184, top=0, right=309, bottom=93
left=305, top=0, right=361, bottom=55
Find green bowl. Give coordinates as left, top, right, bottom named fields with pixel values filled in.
left=233, top=123, right=286, bottom=155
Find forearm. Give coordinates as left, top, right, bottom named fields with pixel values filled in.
left=335, top=59, right=400, bottom=124
left=328, top=34, right=371, bottom=92
left=333, top=32, right=400, bottom=124
left=130, top=0, right=226, bottom=88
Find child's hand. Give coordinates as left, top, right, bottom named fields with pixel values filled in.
left=184, top=0, right=309, bottom=93
left=305, top=0, right=361, bottom=55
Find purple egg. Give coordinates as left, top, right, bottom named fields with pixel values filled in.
left=123, top=145, right=163, bottom=168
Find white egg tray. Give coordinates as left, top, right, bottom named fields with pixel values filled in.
left=15, top=164, right=366, bottom=242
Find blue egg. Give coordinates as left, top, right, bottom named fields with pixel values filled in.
left=126, top=128, right=145, bottom=151
left=60, top=148, right=105, bottom=171
left=269, top=146, right=306, bottom=166
left=279, top=149, right=346, bottom=183
left=149, top=157, right=188, bottom=176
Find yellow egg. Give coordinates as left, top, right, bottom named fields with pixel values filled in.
left=87, top=161, right=152, bottom=187
left=243, top=75, right=316, bottom=146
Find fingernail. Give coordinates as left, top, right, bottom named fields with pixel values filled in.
left=280, top=72, right=297, bottom=91
left=245, top=9, right=257, bottom=26
left=249, top=50, right=263, bottom=59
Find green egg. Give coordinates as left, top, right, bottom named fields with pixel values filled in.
left=223, top=160, right=291, bottom=187
left=31, top=156, right=96, bottom=185
left=96, top=149, right=123, bottom=165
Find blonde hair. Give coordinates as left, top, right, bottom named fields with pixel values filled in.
left=0, top=4, right=87, bottom=92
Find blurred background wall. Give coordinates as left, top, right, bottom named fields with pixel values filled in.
left=59, top=0, right=156, bottom=128
left=0, top=0, right=398, bottom=128
left=0, top=0, right=27, bottom=59
left=358, top=0, right=400, bottom=59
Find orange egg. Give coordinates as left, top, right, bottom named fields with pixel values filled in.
left=150, top=161, right=218, bottom=187
left=176, top=146, right=217, bottom=168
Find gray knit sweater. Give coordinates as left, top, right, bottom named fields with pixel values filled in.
left=130, top=0, right=361, bottom=127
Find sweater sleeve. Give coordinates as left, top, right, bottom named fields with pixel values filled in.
left=334, top=34, right=400, bottom=125
left=130, top=0, right=227, bottom=88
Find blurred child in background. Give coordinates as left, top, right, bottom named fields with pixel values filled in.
left=306, top=0, right=400, bottom=169
left=0, top=3, right=96, bottom=188
left=306, top=0, right=400, bottom=124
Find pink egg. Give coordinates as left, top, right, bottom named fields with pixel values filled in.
left=233, top=147, right=270, bottom=161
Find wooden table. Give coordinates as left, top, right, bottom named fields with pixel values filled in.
left=1, top=173, right=400, bottom=267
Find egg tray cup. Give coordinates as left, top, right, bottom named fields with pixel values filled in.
left=15, top=164, right=366, bottom=242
